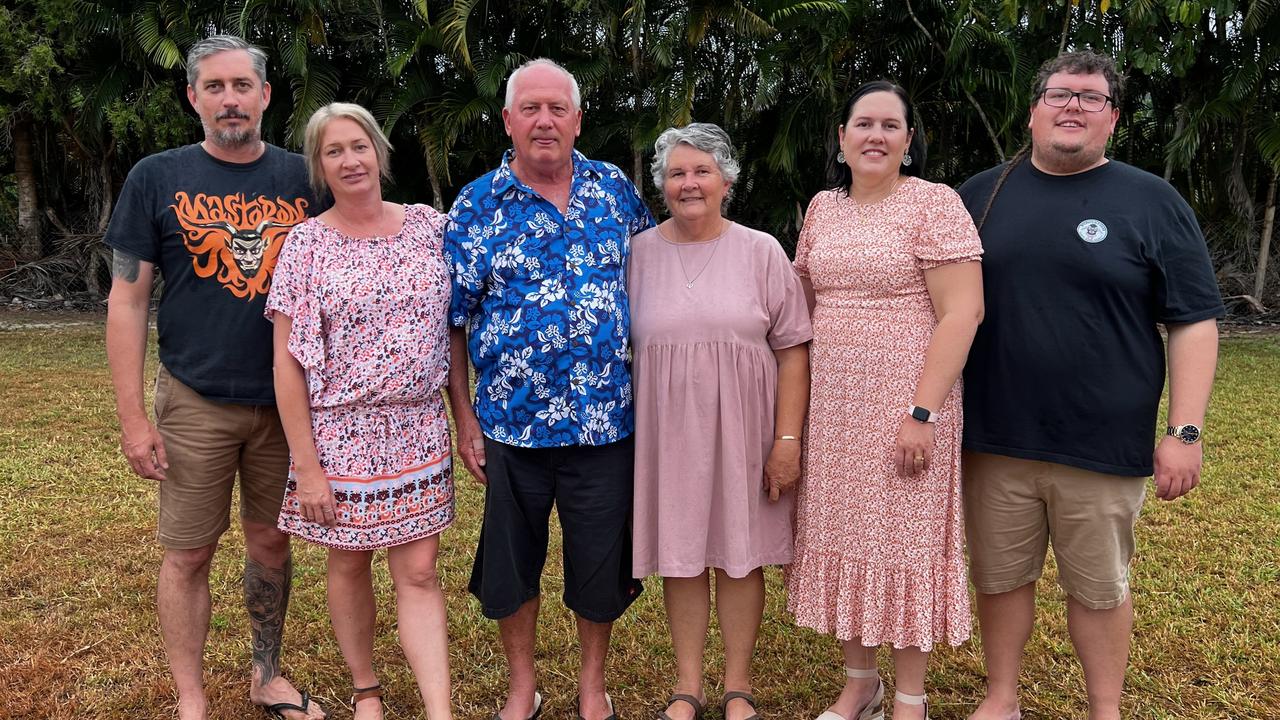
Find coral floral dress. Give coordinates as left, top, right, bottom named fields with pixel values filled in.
left=784, top=178, right=981, bottom=650
left=266, top=204, right=455, bottom=550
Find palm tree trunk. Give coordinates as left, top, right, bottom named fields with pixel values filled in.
left=425, top=153, right=445, bottom=211
left=1164, top=108, right=1186, bottom=181
left=1255, top=170, right=1277, bottom=304
left=14, top=113, right=42, bottom=260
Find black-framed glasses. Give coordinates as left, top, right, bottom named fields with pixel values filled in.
left=1039, top=87, right=1114, bottom=112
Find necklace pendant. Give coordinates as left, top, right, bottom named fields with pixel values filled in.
left=686, top=281, right=695, bottom=289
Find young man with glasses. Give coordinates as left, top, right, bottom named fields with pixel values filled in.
left=956, top=50, right=1223, bottom=720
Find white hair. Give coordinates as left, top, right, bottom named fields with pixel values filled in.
left=650, top=123, right=741, bottom=206
left=504, top=58, right=581, bottom=111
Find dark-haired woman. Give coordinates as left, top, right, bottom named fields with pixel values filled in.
left=785, top=82, right=984, bottom=720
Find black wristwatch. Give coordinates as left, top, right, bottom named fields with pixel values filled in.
left=908, top=405, right=936, bottom=423
left=1166, top=423, right=1202, bottom=444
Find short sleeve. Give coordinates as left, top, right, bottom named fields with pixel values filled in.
left=103, top=160, right=161, bottom=263
left=1152, top=190, right=1225, bottom=324
left=624, top=177, right=656, bottom=235
left=915, top=182, right=984, bottom=269
left=410, top=203, right=448, bottom=252
left=762, top=234, right=814, bottom=350
left=444, top=185, right=489, bottom=328
left=793, top=193, right=825, bottom=277
left=265, top=221, right=327, bottom=396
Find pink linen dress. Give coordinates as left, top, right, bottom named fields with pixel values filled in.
left=265, top=204, right=455, bottom=550
left=630, top=221, right=813, bottom=579
left=784, top=178, right=981, bottom=651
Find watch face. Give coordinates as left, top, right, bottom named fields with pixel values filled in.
left=911, top=406, right=931, bottom=423
left=1178, top=425, right=1201, bottom=443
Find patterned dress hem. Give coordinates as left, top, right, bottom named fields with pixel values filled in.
left=785, top=547, right=970, bottom=652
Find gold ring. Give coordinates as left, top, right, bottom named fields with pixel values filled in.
left=914, top=456, right=924, bottom=462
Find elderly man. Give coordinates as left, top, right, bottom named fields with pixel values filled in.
left=104, top=35, right=323, bottom=720
left=445, top=58, right=654, bottom=720
left=957, top=50, right=1223, bottom=720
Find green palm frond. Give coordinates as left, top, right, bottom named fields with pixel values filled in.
left=1243, top=0, right=1279, bottom=34
left=1255, top=114, right=1280, bottom=173
left=287, top=61, right=339, bottom=144
left=438, top=0, right=481, bottom=70
left=132, top=8, right=184, bottom=69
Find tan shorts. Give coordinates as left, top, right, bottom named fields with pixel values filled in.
left=154, top=366, right=289, bottom=549
left=962, top=451, right=1146, bottom=609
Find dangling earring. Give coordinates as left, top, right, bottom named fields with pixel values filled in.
left=837, top=151, right=846, bottom=163
left=901, top=154, right=913, bottom=167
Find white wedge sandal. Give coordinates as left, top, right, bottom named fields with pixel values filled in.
left=893, top=690, right=929, bottom=720
left=813, top=666, right=884, bottom=720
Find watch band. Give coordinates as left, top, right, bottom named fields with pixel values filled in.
left=1166, top=424, right=1203, bottom=444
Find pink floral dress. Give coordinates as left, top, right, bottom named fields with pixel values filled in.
left=784, top=178, right=982, bottom=651
left=265, top=204, right=455, bottom=550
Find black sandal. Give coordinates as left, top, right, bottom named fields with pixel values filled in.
left=262, top=689, right=326, bottom=720
left=659, top=693, right=705, bottom=720
left=721, top=691, right=761, bottom=720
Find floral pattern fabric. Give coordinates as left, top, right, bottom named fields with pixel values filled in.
left=784, top=179, right=982, bottom=651
left=445, top=149, right=655, bottom=448
left=265, top=204, right=455, bottom=550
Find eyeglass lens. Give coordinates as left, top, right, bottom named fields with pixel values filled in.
left=1042, top=88, right=1110, bottom=111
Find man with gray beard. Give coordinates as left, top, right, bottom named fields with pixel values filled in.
left=105, top=35, right=324, bottom=720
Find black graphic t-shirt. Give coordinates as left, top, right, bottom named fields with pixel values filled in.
left=105, top=143, right=319, bottom=404
left=957, top=159, right=1224, bottom=476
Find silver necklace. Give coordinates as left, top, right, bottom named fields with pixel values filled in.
left=673, top=221, right=728, bottom=288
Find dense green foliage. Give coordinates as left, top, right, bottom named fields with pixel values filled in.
left=2, top=0, right=1279, bottom=307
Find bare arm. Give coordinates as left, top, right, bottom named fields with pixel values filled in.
left=447, top=326, right=487, bottom=483
left=105, top=249, right=167, bottom=480
left=1153, top=318, right=1219, bottom=500
left=764, top=343, right=810, bottom=502
left=800, top=275, right=816, bottom=316
left=271, top=314, right=337, bottom=526
left=894, top=260, right=984, bottom=477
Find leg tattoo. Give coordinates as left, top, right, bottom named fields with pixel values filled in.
left=245, top=554, right=292, bottom=684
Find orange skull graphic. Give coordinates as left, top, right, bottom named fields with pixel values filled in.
left=172, top=192, right=310, bottom=299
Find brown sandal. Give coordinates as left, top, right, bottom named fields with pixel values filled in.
left=721, top=691, right=761, bottom=720
left=659, top=694, right=705, bottom=720
left=352, top=684, right=383, bottom=716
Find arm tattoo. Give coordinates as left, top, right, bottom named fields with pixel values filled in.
left=244, top=554, right=292, bottom=684
left=112, top=249, right=142, bottom=282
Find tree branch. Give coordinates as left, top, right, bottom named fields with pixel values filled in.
left=904, top=0, right=1006, bottom=162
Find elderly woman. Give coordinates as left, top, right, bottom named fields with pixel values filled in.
left=630, top=123, right=812, bottom=720
left=267, top=102, right=455, bottom=720
left=784, top=82, right=984, bottom=720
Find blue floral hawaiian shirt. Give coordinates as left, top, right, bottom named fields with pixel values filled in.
left=445, top=149, right=655, bottom=448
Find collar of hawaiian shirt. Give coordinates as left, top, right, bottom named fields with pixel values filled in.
left=488, top=148, right=603, bottom=197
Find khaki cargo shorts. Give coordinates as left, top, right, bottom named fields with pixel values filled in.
left=962, top=451, right=1146, bottom=609
left=153, top=366, right=289, bottom=549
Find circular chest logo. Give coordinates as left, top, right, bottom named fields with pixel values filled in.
left=1076, top=219, right=1109, bottom=244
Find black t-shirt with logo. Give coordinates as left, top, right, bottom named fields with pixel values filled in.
left=105, top=143, right=319, bottom=404
left=957, top=159, right=1224, bottom=476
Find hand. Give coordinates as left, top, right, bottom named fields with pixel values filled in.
left=1153, top=435, right=1202, bottom=500
left=295, top=466, right=338, bottom=528
left=120, top=414, right=168, bottom=481
left=764, top=440, right=802, bottom=502
left=455, top=414, right=488, bottom=485
left=894, top=417, right=936, bottom=478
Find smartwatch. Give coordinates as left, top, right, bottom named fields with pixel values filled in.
left=908, top=405, right=936, bottom=423
left=1166, top=423, right=1202, bottom=444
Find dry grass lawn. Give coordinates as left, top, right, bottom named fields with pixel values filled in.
left=1, top=318, right=1276, bottom=719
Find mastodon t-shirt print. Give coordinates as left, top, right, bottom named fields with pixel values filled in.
left=104, top=143, right=320, bottom=404
left=172, top=191, right=309, bottom=300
